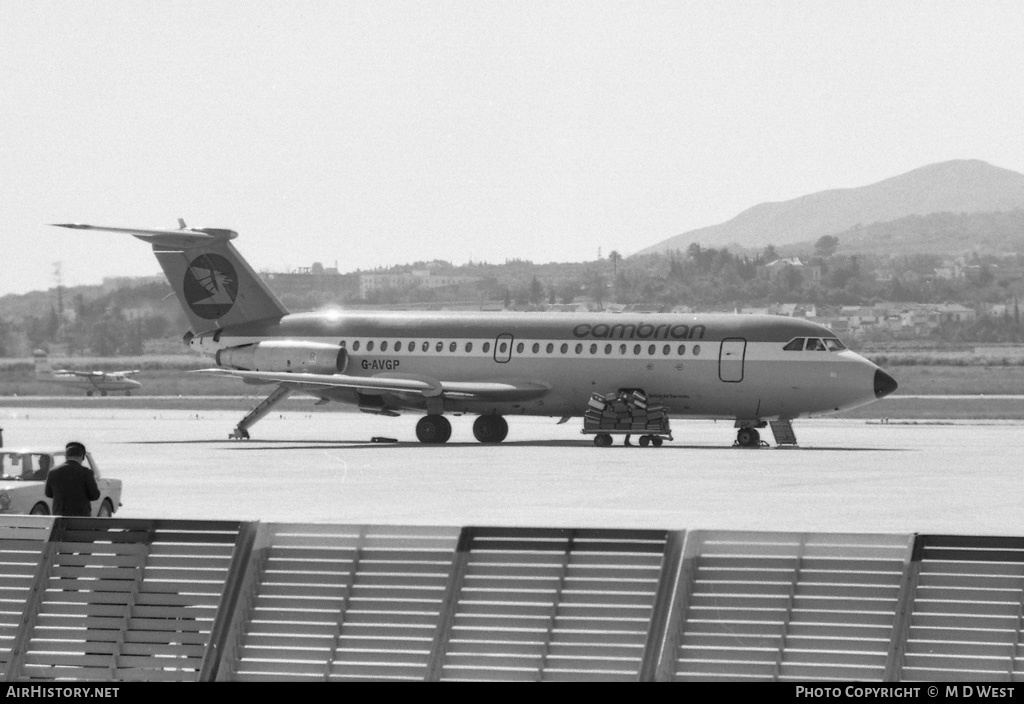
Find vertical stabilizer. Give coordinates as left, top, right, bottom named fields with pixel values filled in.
left=153, top=239, right=288, bottom=333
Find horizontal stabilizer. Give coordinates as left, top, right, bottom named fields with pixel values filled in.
left=52, top=223, right=237, bottom=250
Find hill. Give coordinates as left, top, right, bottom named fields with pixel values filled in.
left=780, top=209, right=1024, bottom=258
left=637, top=160, right=1024, bottom=255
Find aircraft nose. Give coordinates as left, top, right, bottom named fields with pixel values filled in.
left=874, top=369, right=898, bottom=398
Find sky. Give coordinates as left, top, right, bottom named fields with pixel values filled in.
left=2, top=1, right=1024, bottom=297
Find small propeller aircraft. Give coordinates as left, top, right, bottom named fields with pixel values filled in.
left=33, top=350, right=141, bottom=396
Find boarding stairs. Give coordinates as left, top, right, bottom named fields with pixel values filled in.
left=769, top=420, right=799, bottom=446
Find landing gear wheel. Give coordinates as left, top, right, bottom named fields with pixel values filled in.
left=86, top=391, right=93, bottom=397
left=30, top=503, right=49, bottom=516
left=737, top=428, right=761, bottom=448
left=639, top=435, right=651, bottom=447
left=416, top=415, right=452, bottom=444
left=101, top=391, right=107, bottom=397
left=125, top=391, right=131, bottom=397
left=593, top=433, right=613, bottom=448
left=97, top=499, right=114, bottom=518
left=652, top=436, right=664, bottom=448
left=473, top=415, right=508, bottom=443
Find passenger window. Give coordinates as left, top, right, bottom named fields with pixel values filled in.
left=605, top=344, right=612, bottom=355
left=560, top=343, right=568, bottom=354
left=381, top=341, right=388, bottom=352
left=806, top=338, right=825, bottom=351
left=532, top=343, right=539, bottom=353
left=516, top=342, right=524, bottom=353
left=499, top=342, right=507, bottom=353
left=353, top=341, right=361, bottom=351
left=483, top=342, right=491, bottom=353
left=408, top=341, right=416, bottom=352
left=367, top=341, right=375, bottom=352
left=589, top=344, right=597, bottom=354
left=677, top=344, right=685, bottom=355
left=422, top=341, right=429, bottom=352
left=436, top=341, right=443, bottom=352
left=575, top=343, right=583, bottom=354
left=619, top=344, right=627, bottom=355
left=648, top=344, right=656, bottom=355
left=450, top=342, right=457, bottom=352
left=783, top=338, right=805, bottom=351
left=633, top=344, right=641, bottom=355
left=546, top=343, right=554, bottom=353
left=693, top=345, right=701, bottom=356
left=466, top=342, right=473, bottom=353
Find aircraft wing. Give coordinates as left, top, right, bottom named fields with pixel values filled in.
left=195, top=369, right=550, bottom=401
left=64, top=371, right=106, bottom=378
left=113, top=370, right=142, bottom=376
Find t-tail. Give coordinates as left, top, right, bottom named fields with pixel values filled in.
left=52, top=221, right=288, bottom=334
left=32, top=350, right=55, bottom=379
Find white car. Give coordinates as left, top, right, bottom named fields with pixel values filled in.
left=0, top=448, right=123, bottom=517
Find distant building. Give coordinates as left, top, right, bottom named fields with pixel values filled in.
left=262, top=262, right=354, bottom=298
left=99, top=274, right=166, bottom=293
left=936, top=303, right=976, bottom=324
left=358, top=270, right=482, bottom=298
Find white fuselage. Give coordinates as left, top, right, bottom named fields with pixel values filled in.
left=188, top=311, right=891, bottom=421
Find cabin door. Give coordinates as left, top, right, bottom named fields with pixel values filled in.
left=493, top=334, right=514, bottom=363
left=719, top=338, right=747, bottom=383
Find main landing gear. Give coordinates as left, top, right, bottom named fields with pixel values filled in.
left=416, top=414, right=452, bottom=444
left=472, top=415, right=508, bottom=444
left=415, top=414, right=509, bottom=444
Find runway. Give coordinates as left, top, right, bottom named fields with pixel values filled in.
left=0, top=405, right=1020, bottom=536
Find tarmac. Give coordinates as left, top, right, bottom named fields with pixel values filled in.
left=0, top=403, right=1020, bottom=537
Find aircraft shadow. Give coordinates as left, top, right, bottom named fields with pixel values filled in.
left=126, top=439, right=907, bottom=452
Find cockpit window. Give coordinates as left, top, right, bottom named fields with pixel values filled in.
left=783, top=338, right=805, bottom=351
left=805, top=338, right=826, bottom=351
left=824, top=338, right=846, bottom=351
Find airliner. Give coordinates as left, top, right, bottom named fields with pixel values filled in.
left=53, top=222, right=897, bottom=446
left=33, top=350, right=141, bottom=396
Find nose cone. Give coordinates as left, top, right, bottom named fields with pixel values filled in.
left=874, top=369, right=898, bottom=398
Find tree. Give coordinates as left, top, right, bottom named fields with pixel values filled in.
left=763, top=244, right=779, bottom=263
left=814, top=235, right=840, bottom=258
left=608, top=250, right=622, bottom=278
left=528, top=276, right=544, bottom=305
left=585, top=271, right=606, bottom=309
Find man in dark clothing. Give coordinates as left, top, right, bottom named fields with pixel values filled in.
left=44, top=441, right=100, bottom=516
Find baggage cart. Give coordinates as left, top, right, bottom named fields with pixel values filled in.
left=581, top=390, right=672, bottom=447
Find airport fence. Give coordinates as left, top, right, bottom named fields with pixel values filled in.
left=1, top=517, right=1024, bottom=681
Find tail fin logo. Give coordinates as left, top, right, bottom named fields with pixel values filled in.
left=183, top=254, right=238, bottom=320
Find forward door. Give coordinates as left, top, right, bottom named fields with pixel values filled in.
left=719, top=337, right=747, bottom=382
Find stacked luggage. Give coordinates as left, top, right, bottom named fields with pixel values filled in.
left=583, top=390, right=669, bottom=434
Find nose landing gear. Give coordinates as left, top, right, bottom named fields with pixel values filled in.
left=736, top=427, right=761, bottom=448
